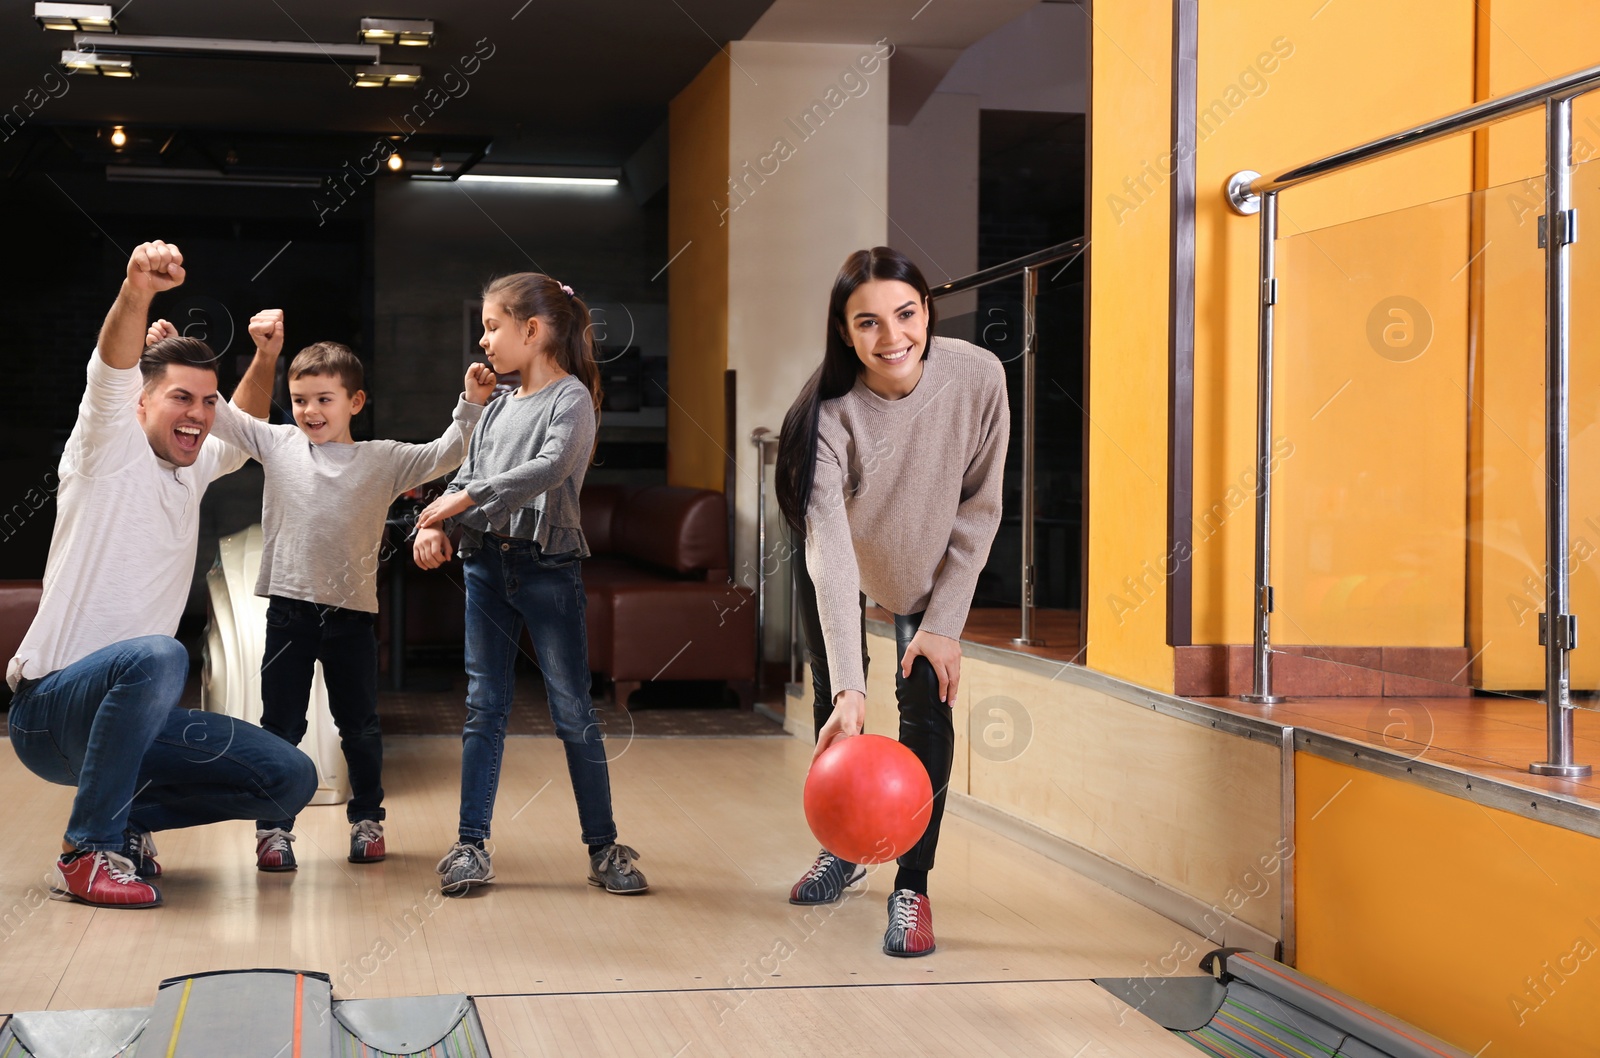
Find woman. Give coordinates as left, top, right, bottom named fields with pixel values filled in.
left=776, top=246, right=1009, bottom=956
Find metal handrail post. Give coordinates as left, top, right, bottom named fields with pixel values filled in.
left=751, top=427, right=778, bottom=697
left=1243, top=191, right=1284, bottom=705
left=1013, top=266, right=1043, bottom=646
left=1532, top=97, right=1591, bottom=777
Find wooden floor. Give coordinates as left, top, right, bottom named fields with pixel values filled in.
left=870, top=607, right=1084, bottom=665
left=1199, top=691, right=1600, bottom=808
left=0, top=735, right=1199, bottom=1056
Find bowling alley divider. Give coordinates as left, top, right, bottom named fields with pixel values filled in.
left=784, top=618, right=1600, bottom=1056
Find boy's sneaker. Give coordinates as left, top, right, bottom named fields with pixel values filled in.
left=436, top=841, right=494, bottom=896
left=349, top=820, right=386, bottom=863
left=789, top=849, right=865, bottom=905
left=255, top=828, right=297, bottom=872
left=883, top=889, right=935, bottom=957
left=122, top=828, right=162, bottom=879
left=588, top=843, right=648, bottom=894
left=50, top=851, right=162, bottom=909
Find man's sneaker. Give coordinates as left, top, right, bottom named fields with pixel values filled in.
left=349, top=820, right=386, bottom=864
left=122, top=828, right=161, bottom=879
left=436, top=841, right=494, bottom=896
left=789, top=849, right=865, bottom=905
left=255, top=828, right=297, bottom=872
left=587, top=843, right=648, bottom=894
left=883, top=889, right=935, bottom=957
left=50, top=851, right=161, bottom=909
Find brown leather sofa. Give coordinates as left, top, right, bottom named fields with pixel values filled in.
left=381, top=485, right=757, bottom=708
left=579, top=484, right=756, bottom=708
left=0, top=581, right=43, bottom=706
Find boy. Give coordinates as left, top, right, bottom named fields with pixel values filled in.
left=150, top=315, right=494, bottom=869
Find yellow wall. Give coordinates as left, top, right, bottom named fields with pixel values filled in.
left=667, top=52, right=731, bottom=492
left=1297, top=755, right=1600, bottom=1056
left=1085, top=1, right=1174, bottom=690
left=1471, top=2, right=1600, bottom=689
left=1190, top=2, right=1475, bottom=646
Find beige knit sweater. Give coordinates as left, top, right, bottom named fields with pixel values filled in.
left=804, top=335, right=1010, bottom=697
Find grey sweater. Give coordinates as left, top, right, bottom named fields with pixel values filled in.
left=446, top=374, right=596, bottom=557
left=212, top=395, right=482, bottom=612
left=805, top=336, right=1010, bottom=697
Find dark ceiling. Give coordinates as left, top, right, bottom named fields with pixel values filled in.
left=0, top=0, right=776, bottom=174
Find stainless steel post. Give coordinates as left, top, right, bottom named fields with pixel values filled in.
left=751, top=427, right=778, bottom=697
left=1013, top=265, right=1043, bottom=646
left=1532, top=97, right=1591, bottom=777
left=1243, top=191, right=1284, bottom=705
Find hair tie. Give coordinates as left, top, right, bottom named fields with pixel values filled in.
left=560, top=283, right=574, bottom=297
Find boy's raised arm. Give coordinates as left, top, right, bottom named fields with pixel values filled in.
left=231, top=309, right=285, bottom=419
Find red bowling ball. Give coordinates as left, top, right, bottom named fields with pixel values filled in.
left=803, top=734, right=934, bottom=864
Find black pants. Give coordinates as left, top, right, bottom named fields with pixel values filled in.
left=792, top=535, right=953, bottom=873
left=257, top=595, right=384, bottom=828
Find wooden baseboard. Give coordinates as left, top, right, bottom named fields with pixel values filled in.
left=1174, top=645, right=1472, bottom=698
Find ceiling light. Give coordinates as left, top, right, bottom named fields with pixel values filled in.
left=36, top=3, right=115, bottom=32
left=387, top=152, right=405, bottom=172
left=458, top=175, right=620, bottom=188
left=359, top=18, right=435, bottom=46
left=74, top=32, right=378, bottom=63
left=61, top=50, right=135, bottom=76
left=431, top=151, right=444, bottom=172
left=351, top=63, right=422, bottom=87
left=109, top=125, right=126, bottom=147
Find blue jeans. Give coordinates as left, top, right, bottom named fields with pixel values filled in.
left=459, top=538, right=616, bottom=846
left=257, top=596, right=383, bottom=830
left=8, top=635, right=318, bottom=852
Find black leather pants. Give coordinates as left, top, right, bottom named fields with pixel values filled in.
left=792, top=532, right=953, bottom=873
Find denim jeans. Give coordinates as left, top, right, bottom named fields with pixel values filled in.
left=458, top=537, right=616, bottom=846
left=8, top=635, right=318, bottom=851
left=793, top=533, right=954, bottom=873
left=257, top=596, right=384, bottom=830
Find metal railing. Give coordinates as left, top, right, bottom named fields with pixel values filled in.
left=931, top=236, right=1088, bottom=646
left=1225, top=62, right=1600, bottom=778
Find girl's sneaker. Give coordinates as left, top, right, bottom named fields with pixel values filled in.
left=255, top=828, right=297, bottom=872
left=50, top=850, right=162, bottom=909
left=588, top=843, right=648, bottom=894
left=883, top=889, right=935, bottom=957
left=349, top=820, right=386, bottom=863
left=789, top=849, right=865, bottom=905
left=437, top=841, right=494, bottom=896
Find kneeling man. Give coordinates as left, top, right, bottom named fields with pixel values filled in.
left=6, top=241, right=316, bottom=908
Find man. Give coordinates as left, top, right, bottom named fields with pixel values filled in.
left=6, top=240, right=315, bottom=909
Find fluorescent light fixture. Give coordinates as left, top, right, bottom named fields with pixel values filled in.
left=36, top=3, right=115, bottom=32
left=352, top=63, right=422, bottom=87
left=359, top=18, right=435, bottom=46
left=61, top=49, right=134, bottom=76
left=73, top=32, right=379, bottom=63
left=458, top=175, right=620, bottom=187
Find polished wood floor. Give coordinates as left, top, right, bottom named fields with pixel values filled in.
left=0, top=735, right=1198, bottom=1056
left=1199, top=690, right=1600, bottom=807
left=869, top=607, right=1084, bottom=665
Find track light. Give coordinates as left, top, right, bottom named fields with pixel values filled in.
left=387, top=152, right=405, bottom=172
left=359, top=18, right=435, bottom=46
left=109, top=125, right=126, bottom=147
left=458, top=175, right=620, bottom=188
left=352, top=63, right=422, bottom=87
left=61, top=50, right=135, bottom=76
left=36, top=3, right=114, bottom=32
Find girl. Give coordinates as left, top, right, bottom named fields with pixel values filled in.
left=776, top=247, right=1008, bottom=956
left=413, top=273, right=646, bottom=897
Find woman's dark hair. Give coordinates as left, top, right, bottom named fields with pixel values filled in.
left=481, top=272, right=604, bottom=417
left=775, top=246, right=936, bottom=532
